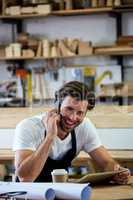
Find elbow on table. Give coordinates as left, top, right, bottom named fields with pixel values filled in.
left=15, top=169, right=35, bottom=182
left=16, top=174, right=34, bottom=182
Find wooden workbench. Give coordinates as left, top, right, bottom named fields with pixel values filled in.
left=0, top=105, right=133, bottom=128
left=91, top=176, right=133, bottom=200
left=77, top=150, right=133, bottom=162
left=0, top=150, right=133, bottom=200
left=1, top=149, right=133, bottom=166
left=58, top=177, right=133, bottom=200
left=73, top=151, right=133, bottom=173
left=0, top=149, right=14, bottom=164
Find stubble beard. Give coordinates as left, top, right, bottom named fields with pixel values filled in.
left=60, top=115, right=81, bottom=133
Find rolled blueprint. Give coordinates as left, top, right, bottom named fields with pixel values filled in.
left=0, top=182, right=55, bottom=200
left=0, top=182, right=91, bottom=200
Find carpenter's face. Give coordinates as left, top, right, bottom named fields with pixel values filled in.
left=60, top=96, right=88, bottom=132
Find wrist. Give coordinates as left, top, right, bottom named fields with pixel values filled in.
left=45, top=134, right=55, bottom=142
left=105, top=160, right=118, bottom=171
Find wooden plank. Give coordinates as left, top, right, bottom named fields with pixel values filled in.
left=0, top=13, right=50, bottom=19
left=0, top=53, right=93, bottom=61
left=91, top=176, right=133, bottom=200
left=1, top=149, right=133, bottom=169
left=0, top=7, right=113, bottom=19
left=87, top=105, right=133, bottom=128
left=95, top=45, right=133, bottom=55
left=0, top=6, right=132, bottom=20
left=0, top=149, right=14, bottom=159
left=1, top=6, right=133, bottom=20
left=0, top=149, right=14, bottom=164
left=77, top=150, right=133, bottom=162
left=52, top=7, right=113, bottom=16
left=110, top=150, right=133, bottom=161
left=0, top=106, right=133, bottom=128
left=35, top=54, right=93, bottom=59
left=87, top=113, right=133, bottom=128
left=73, top=151, right=133, bottom=172
left=0, top=46, right=133, bottom=60
left=0, top=107, right=50, bottom=128
left=0, top=56, right=34, bottom=60
left=114, top=5, right=133, bottom=12
left=1, top=149, right=133, bottom=163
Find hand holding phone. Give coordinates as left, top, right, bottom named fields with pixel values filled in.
left=42, top=109, right=60, bottom=139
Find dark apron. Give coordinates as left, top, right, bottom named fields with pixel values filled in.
left=35, top=129, right=76, bottom=182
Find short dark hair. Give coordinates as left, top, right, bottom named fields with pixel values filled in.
left=55, top=81, right=95, bottom=110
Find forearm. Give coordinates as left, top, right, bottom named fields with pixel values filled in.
left=90, top=146, right=118, bottom=171
left=16, top=135, right=54, bottom=182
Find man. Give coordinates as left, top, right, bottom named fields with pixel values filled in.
left=13, top=81, right=130, bottom=183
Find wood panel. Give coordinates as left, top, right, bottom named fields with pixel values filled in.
left=0, top=54, right=93, bottom=60
left=73, top=151, right=133, bottom=173
left=1, top=149, right=133, bottom=165
left=0, top=149, right=14, bottom=164
left=0, top=107, right=51, bottom=128
left=52, top=7, right=113, bottom=16
left=91, top=176, right=133, bottom=200
left=0, top=105, right=133, bottom=128
left=95, top=45, right=133, bottom=55
left=77, top=150, right=133, bottom=162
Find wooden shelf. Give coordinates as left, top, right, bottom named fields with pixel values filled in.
left=0, top=6, right=133, bottom=20
left=0, top=7, right=114, bottom=19
left=94, top=45, right=133, bottom=56
left=35, top=54, right=93, bottom=59
left=113, top=5, right=133, bottom=12
left=0, top=13, right=50, bottom=19
left=0, top=54, right=94, bottom=61
left=52, top=7, right=113, bottom=16
left=0, top=56, right=34, bottom=61
left=0, top=45, right=133, bottom=61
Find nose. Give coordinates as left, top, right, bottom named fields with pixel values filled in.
left=69, top=111, right=78, bottom=121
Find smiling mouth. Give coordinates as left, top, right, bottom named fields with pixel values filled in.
left=60, top=115, right=78, bottom=131
left=65, top=120, right=75, bottom=127
left=62, top=118, right=77, bottom=129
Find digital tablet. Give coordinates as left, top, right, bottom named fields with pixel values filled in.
left=68, top=169, right=128, bottom=184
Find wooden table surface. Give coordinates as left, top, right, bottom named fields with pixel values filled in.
left=58, top=177, right=133, bottom=200
left=0, top=149, right=133, bottom=200
left=1, top=149, right=133, bottom=164
left=0, top=149, right=14, bottom=164
left=77, top=150, right=133, bottom=161
left=91, top=176, right=133, bottom=200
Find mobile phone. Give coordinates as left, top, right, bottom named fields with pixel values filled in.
left=55, top=100, right=64, bottom=131
left=55, top=100, right=60, bottom=114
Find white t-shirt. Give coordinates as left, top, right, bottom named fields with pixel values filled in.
left=13, top=113, right=102, bottom=160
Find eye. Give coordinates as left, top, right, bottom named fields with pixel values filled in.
left=77, top=111, right=84, bottom=117
left=65, top=106, right=73, bottom=111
